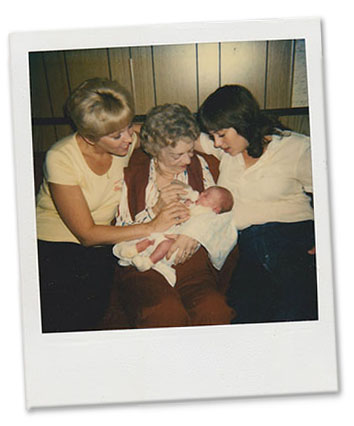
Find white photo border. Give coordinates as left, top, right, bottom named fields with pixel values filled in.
left=10, top=18, right=338, bottom=409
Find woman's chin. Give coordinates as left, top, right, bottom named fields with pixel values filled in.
left=113, top=148, right=129, bottom=156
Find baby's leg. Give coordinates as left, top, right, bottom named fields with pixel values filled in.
left=117, top=238, right=154, bottom=259
left=132, top=238, right=174, bottom=272
left=136, top=238, right=155, bottom=253
left=150, top=239, right=174, bottom=264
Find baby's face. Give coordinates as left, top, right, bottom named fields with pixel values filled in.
left=196, top=188, right=221, bottom=212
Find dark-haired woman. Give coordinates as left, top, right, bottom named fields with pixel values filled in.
left=196, top=84, right=318, bottom=323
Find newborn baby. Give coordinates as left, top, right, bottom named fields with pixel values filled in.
left=120, top=186, right=234, bottom=272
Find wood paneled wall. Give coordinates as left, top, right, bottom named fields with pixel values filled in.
left=29, top=39, right=309, bottom=152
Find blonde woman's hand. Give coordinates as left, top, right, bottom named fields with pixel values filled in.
left=165, top=234, right=199, bottom=264
left=150, top=201, right=190, bottom=233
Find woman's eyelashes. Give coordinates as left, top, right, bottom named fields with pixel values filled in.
left=113, top=124, right=134, bottom=140
left=209, top=132, right=225, bottom=141
left=216, top=132, right=225, bottom=139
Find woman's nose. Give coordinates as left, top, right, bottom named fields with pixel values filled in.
left=213, top=136, right=223, bottom=147
left=181, top=153, right=192, bottom=165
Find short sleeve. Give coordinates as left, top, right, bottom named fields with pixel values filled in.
left=44, top=148, right=79, bottom=186
left=296, top=137, right=313, bottom=193
left=199, top=132, right=224, bottom=160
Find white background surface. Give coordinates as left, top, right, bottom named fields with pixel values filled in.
left=1, top=1, right=352, bottom=424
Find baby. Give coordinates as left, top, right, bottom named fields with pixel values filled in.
left=113, top=185, right=237, bottom=285
left=185, top=185, right=234, bottom=215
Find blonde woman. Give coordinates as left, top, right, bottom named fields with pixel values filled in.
left=36, top=79, right=188, bottom=333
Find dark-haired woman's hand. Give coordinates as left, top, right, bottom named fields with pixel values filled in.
left=307, top=246, right=316, bottom=255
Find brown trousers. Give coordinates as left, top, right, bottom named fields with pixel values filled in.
left=116, top=247, right=236, bottom=329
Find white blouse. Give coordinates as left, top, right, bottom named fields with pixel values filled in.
left=199, top=131, right=314, bottom=230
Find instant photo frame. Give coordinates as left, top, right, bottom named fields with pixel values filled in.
left=10, top=18, right=338, bottom=409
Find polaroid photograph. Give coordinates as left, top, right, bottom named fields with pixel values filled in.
left=10, top=18, right=338, bottom=409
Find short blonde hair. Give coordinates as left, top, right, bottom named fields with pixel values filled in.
left=140, top=104, right=200, bottom=157
left=65, top=78, right=134, bottom=142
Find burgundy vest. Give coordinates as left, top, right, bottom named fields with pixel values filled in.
left=124, top=148, right=220, bottom=220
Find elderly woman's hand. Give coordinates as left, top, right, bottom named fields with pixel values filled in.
left=153, top=182, right=189, bottom=215
left=165, top=234, right=199, bottom=264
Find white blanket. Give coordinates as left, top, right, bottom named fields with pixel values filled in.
left=113, top=211, right=238, bottom=286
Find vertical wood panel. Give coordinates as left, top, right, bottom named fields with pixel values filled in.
left=30, top=41, right=306, bottom=154
left=153, top=44, right=197, bottom=112
left=55, top=124, right=73, bottom=141
left=65, top=48, right=110, bottom=91
left=32, top=125, right=57, bottom=152
left=43, top=51, right=70, bottom=117
left=29, top=52, right=52, bottom=118
left=109, top=47, right=133, bottom=95
left=292, top=39, right=309, bottom=107
left=280, top=115, right=310, bottom=136
left=130, top=47, right=155, bottom=114
left=198, top=43, right=219, bottom=107
left=266, top=40, right=293, bottom=109
left=220, top=41, right=267, bottom=108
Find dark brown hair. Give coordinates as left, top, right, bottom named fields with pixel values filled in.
left=198, top=85, right=285, bottom=158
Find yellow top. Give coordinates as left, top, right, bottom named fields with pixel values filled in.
left=36, top=132, right=138, bottom=244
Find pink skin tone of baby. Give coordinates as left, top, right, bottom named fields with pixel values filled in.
left=135, top=237, right=174, bottom=265
left=136, top=239, right=155, bottom=253
left=195, top=188, right=222, bottom=214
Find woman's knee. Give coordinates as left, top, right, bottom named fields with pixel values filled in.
left=188, top=292, right=235, bottom=326
left=137, top=296, right=190, bottom=328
